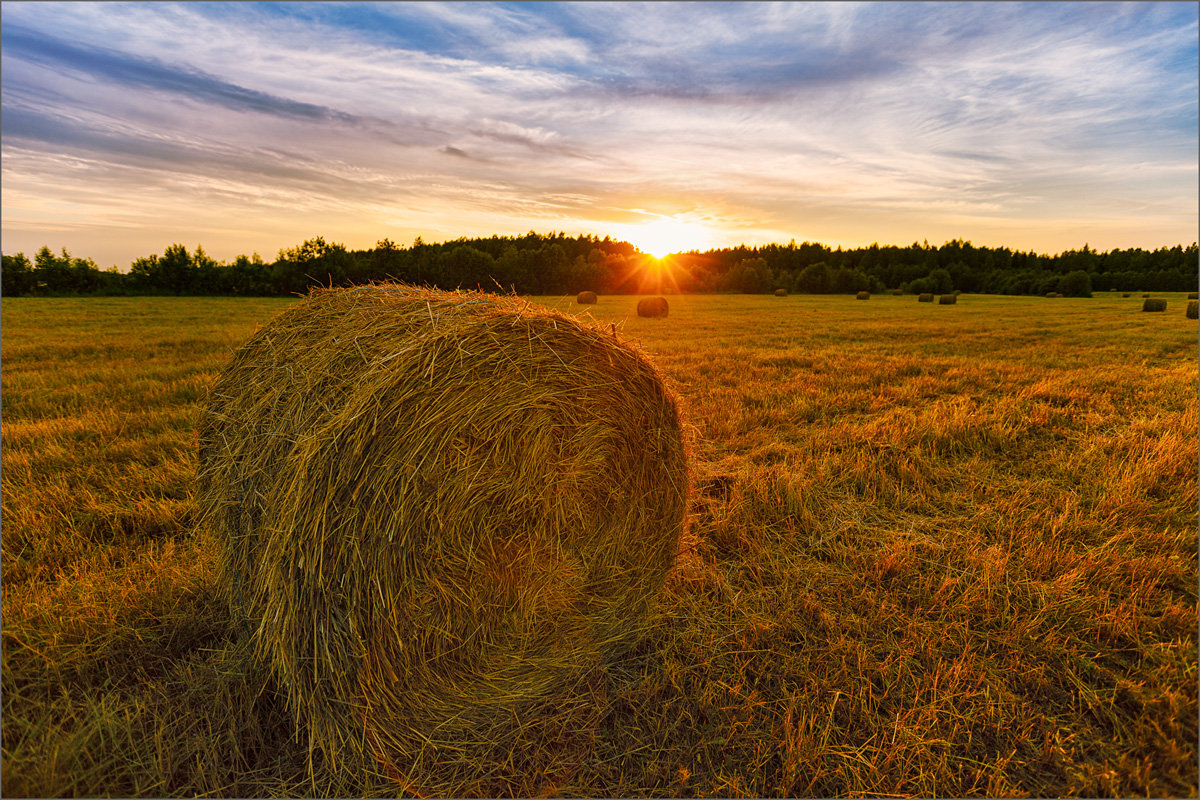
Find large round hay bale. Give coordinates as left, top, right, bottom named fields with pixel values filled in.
left=637, top=296, right=669, bottom=318
left=576, top=290, right=598, bottom=304
left=1187, top=300, right=1198, bottom=319
left=774, top=288, right=788, bottom=297
left=939, top=294, right=957, bottom=305
left=918, top=293, right=934, bottom=303
left=1143, top=298, right=1167, bottom=312
left=891, top=289, right=902, bottom=296
left=196, top=284, right=689, bottom=790
left=856, top=291, right=870, bottom=300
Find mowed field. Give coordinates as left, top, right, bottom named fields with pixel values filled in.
left=2, top=291, right=1197, bottom=798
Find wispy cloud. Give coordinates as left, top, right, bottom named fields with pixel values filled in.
left=1, top=1, right=1195, bottom=265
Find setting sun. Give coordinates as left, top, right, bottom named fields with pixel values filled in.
left=619, top=217, right=716, bottom=259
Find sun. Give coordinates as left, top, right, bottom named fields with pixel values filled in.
left=621, top=217, right=715, bottom=259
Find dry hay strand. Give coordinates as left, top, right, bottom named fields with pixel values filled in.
left=1143, top=298, right=1167, bottom=312
left=637, top=296, right=669, bottom=318
left=576, top=290, right=598, bottom=304
left=196, top=283, right=690, bottom=793
left=856, top=291, right=870, bottom=300
left=1187, top=300, right=1198, bottom=319
left=918, top=293, right=934, bottom=303
left=1189, top=292, right=1199, bottom=300
left=939, top=294, right=957, bottom=305
left=774, top=288, right=788, bottom=297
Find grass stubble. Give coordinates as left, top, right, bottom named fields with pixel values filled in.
left=2, top=291, right=1197, bottom=797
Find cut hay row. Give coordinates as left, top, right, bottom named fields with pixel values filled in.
left=195, top=284, right=690, bottom=792
left=1143, top=298, right=1167, bottom=312
left=637, top=297, right=669, bottom=318
left=576, top=290, right=598, bottom=304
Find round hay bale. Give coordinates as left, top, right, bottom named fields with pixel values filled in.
left=196, top=284, right=689, bottom=790
left=1188, top=300, right=1198, bottom=319
left=1122, top=292, right=1132, bottom=297
left=1188, top=292, right=1198, bottom=300
left=1143, top=298, right=1167, bottom=312
left=856, top=291, right=870, bottom=300
left=637, top=296, right=669, bottom=318
left=939, top=294, right=957, bottom=305
left=774, top=288, right=788, bottom=297
left=891, top=289, right=902, bottom=296
left=1046, top=291, right=1060, bottom=298
left=576, top=290, right=598, bottom=304
left=918, top=293, right=934, bottom=303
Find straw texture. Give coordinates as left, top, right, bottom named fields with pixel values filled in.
left=196, top=284, right=689, bottom=790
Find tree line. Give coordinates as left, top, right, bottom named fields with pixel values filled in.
left=2, top=233, right=1196, bottom=298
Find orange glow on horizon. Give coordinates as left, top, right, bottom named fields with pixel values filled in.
left=615, top=216, right=716, bottom=259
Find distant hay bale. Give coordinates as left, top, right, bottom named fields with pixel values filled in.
left=1188, top=300, right=1198, bottom=319
left=637, top=297, right=669, bottom=318
left=1046, top=291, right=1060, bottom=297
left=774, top=288, right=788, bottom=297
left=576, top=290, right=598, bottom=304
left=1122, top=292, right=1131, bottom=297
left=1189, top=292, right=1198, bottom=300
left=918, top=293, right=934, bottom=303
left=939, top=294, right=957, bottom=305
left=891, top=289, right=902, bottom=296
left=1143, top=293, right=1152, bottom=298
left=856, top=291, right=870, bottom=300
left=196, top=284, right=689, bottom=790
left=1143, top=298, right=1167, bottom=312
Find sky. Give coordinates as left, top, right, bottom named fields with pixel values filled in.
left=1, top=1, right=1197, bottom=268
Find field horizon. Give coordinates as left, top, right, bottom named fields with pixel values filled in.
left=2, top=290, right=1197, bottom=797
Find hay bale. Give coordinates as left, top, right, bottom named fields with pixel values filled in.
left=1122, top=292, right=1131, bottom=297
left=774, top=288, right=788, bottom=297
left=1143, top=298, right=1167, bottom=312
left=891, top=289, right=902, bottom=296
left=576, top=290, right=598, bottom=304
left=637, top=297, right=669, bottom=318
left=1046, top=291, right=1060, bottom=298
left=1142, top=293, right=1151, bottom=298
left=196, top=284, right=689, bottom=790
left=856, top=291, right=870, bottom=300
left=1188, top=292, right=1198, bottom=300
left=918, top=293, right=934, bottom=303
left=939, top=294, right=957, bottom=305
left=1188, top=300, right=1198, bottom=319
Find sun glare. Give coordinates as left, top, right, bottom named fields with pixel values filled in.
left=621, top=217, right=715, bottom=259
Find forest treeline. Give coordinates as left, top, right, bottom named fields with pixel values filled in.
left=2, top=232, right=1197, bottom=298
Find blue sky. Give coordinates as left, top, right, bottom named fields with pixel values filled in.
left=1, top=1, right=1196, bottom=267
